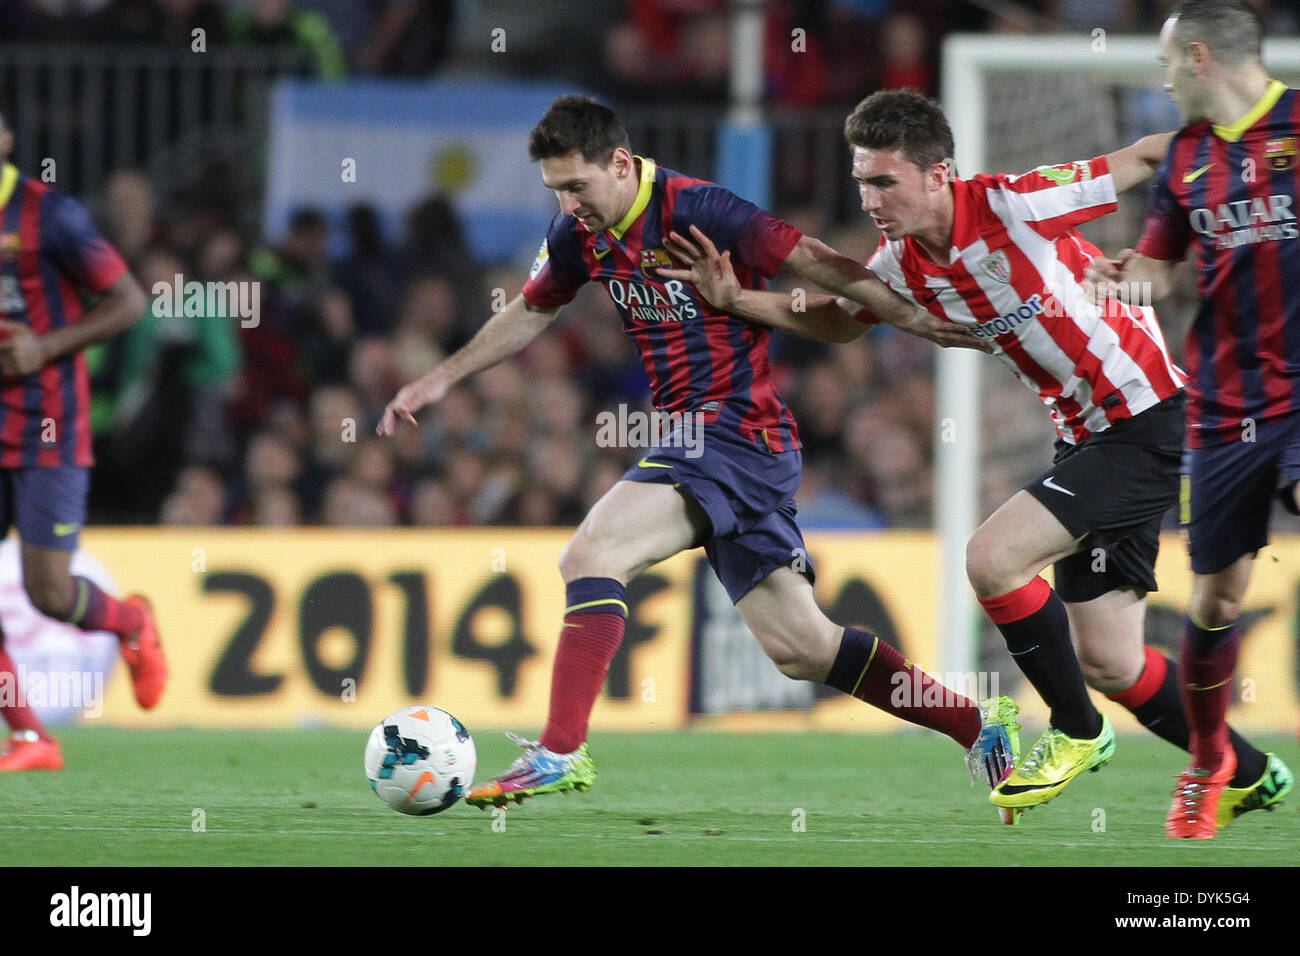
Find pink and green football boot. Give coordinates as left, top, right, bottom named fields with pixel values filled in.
left=465, top=732, right=597, bottom=808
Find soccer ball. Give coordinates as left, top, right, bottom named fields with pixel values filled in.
left=364, top=705, right=477, bottom=816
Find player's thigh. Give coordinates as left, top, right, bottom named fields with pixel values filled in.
left=1182, top=429, right=1280, bottom=579
left=736, top=566, right=840, bottom=679
left=966, top=490, right=1081, bottom=596
left=1189, top=554, right=1255, bottom=628
left=1067, top=589, right=1147, bottom=692
left=559, top=479, right=709, bottom=582
left=12, top=466, right=85, bottom=613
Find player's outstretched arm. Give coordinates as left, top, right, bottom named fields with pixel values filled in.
left=1086, top=248, right=1177, bottom=304
left=780, top=234, right=989, bottom=351
left=377, top=293, right=558, bottom=435
left=1104, top=132, right=1176, bottom=194
left=660, top=226, right=866, bottom=343
left=0, top=272, right=147, bottom=377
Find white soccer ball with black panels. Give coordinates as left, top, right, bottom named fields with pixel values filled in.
left=364, top=705, right=477, bottom=815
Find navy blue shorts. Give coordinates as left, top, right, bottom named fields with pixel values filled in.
left=0, top=466, right=89, bottom=551
left=622, top=425, right=813, bottom=603
left=1183, top=413, right=1300, bottom=575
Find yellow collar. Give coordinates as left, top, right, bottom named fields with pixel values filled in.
left=607, top=157, right=656, bottom=240
left=0, top=164, right=17, bottom=209
left=1213, top=79, right=1287, bottom=142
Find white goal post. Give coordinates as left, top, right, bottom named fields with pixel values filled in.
left=936, top=33, right=1300, bottom=675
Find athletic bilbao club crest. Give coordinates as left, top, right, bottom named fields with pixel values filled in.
left=1266, top=137, right=1298, bottom=171
left=981, top=250, right=1012, bottom=284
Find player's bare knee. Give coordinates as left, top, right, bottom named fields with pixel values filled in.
left=767, top=645, right=819, bottom=681
left=965, top=535, right=1014, bottom=597
left=757, top=626, right=835, bottom=682
left=1076, top=647, right=1130, bottom=695
left=1192, top=594, right=1242, bottom=630
left=559, top=528, right=614, bottom=582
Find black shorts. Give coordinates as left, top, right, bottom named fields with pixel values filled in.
left=1024, top=392, right=1184, bottom=604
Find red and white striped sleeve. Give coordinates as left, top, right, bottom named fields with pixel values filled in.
left=978, top=155, right=1118, bottom=241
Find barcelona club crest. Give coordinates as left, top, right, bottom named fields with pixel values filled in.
left=980, top=249, right=1012, bottom=284
left=1265, top=136, right=1298, bottom=171
left=641, top=247, right=672, bottom=271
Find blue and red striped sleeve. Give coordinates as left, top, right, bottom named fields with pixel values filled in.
left=670, top=184, right=802, bottom=278
left=521, top=213, right=589, bottom=310
left=44, top=191, right=127, bottom=294
left=1136, top=146, right=1193, bottom=262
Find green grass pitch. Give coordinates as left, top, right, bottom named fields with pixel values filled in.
left=2, top=727, right=1295, bottom=866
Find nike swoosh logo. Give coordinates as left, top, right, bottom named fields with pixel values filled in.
left=637, top=457, right=672, bottom=469
left=921, top=289, right=941, bottom=305
left=997, top=781, right=1059, bottom=795
left=1183, top=162, right=1214, bottom=183
left=1041, top=476, right=1076, bottom=497
left=593, top=247, right=610, bottom=259
left=1187, top=678, right=1232, bottom=691
left=53, top=523, right=80, bottom=536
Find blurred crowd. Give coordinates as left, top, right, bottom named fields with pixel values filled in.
left=11, top=0, right=1294, bottom=531
left=4, top=1, right=1294, bottom=98
left=86, top=163, right=1037, bottom=531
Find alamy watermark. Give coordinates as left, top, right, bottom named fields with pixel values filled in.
left=152, top=274, right=260, bottom=327
left=0, top=665, right=104, bottom=718
left=595, top=404, right=705, bottom=459
left=891, top=670, right=999, bottom=708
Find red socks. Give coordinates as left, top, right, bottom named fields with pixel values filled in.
left=824, top=627, right=981, bottom=748
left=66, top=577, right=144, bottom=641
left=1182, top=615, right=1238, bottom=771
left=538, top=578, right=627, bottom=755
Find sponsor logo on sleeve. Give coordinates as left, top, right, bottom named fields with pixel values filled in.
left=528, top=240, right=550, bottom=280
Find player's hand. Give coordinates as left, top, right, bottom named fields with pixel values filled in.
left=1085, top=248, right=1135, bottom=305
left=893, top=307, right=993, bottom=352
left=0, top=320, right=48, bottom=376
left=660, top=225, right=742, bottom=312
left=376, top=375, right=449, bottom=436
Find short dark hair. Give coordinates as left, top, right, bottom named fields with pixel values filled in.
left=528, top=94, right=630, bottom=166
left=1169, top=0, right=1264, bottom=68
left=843, top=89, right=954, bottom=170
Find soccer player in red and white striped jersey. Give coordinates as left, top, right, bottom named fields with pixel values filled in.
left=664, top=88, right=1279, bottom=822
left=866, top=149, right=1185, bottom=444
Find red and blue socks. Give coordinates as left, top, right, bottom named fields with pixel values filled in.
left=64, top=577, right=143, bottom=641
left=1181, top=614, right=1239, bottom=773
left=824, top=626, right=981, bottom=748
left=539, top=578, right=627, bottom=756
left=1108, top=644, right=1263, bottom=787
left=979, top=577, right=1101, bottom=740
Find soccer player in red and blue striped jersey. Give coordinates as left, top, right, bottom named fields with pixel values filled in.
left=0, top=112, right=167, bottom=771
left=380, top=95, right=1022, bottom=811
left=1093, top=0, right=1299, bottom=837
